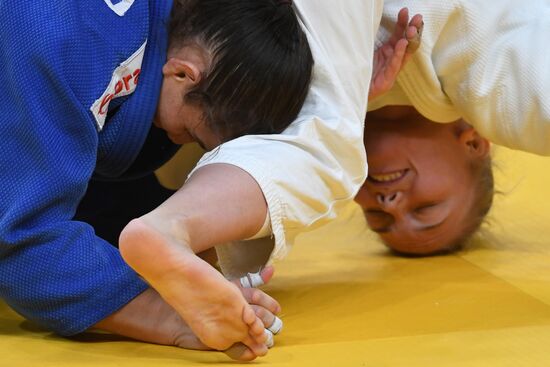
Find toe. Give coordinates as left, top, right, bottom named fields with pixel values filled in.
left=225, top=343, right=257, bottom=361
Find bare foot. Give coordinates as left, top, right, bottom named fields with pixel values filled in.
left=119, top=218, right=268, bottom=358
left=95, top=287, right=268, bottom=362
left=94, top=287, right=207, bottom=350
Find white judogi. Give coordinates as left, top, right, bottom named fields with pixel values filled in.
left=371, top=0, right=550, bottom=156
left=189, top=0, right=383, bottom=277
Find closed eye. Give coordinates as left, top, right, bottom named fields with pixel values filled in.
left=413, top=202, right=439, bottom=215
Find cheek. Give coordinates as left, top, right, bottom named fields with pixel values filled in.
left=159, top=84, right=183, bottom=117
left=354, top=185, right=373, bottom=208
left=416, top=163, right=472, bottom=205
left=417, top=172, right=453, bottom=197
left=157, top=92, right=175, bottom=126
left=364, top=132, right=402, bottom=156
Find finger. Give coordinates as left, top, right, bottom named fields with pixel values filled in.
left=242, top=288, right=281, bottom=314
left=406, top=25, right=418, bottom=40
left=383, top=39, right=406, bottom=78
left=375, top=39, right=406, bottom=93
left=225, top=343, right=257, bottom=361
left=389, top=7, right=410, bottom=45
left=406, top=15, right=424, bottom=54
left=381, top=44, right=394, bottom=60
left=406, top=25, right=422, bottom=54
left=409, top=13, right=424, bottom=29
left=398, top=7, right=410, bottom=25
left=392, top=38, right=409, bottom=64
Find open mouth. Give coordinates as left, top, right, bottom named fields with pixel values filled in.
left=368, top=169, right=409, bottom=184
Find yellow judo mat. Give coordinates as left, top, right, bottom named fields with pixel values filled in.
left=2, top=145, right=550, bottom=366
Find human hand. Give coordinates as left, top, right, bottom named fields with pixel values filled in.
left=369, top=8, right=423, bottom=101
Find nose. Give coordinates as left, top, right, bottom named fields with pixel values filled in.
left=376, top=191, right=403, bottom=208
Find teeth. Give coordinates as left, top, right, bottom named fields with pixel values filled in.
left=369, top=170, right=405, bottom=182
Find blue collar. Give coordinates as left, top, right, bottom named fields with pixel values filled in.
left=95, top=0, right=173, bottom=178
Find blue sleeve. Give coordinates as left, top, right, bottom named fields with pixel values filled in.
left=0, top=2, right=148, bottom=335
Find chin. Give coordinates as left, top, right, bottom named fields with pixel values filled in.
left=167, top=135, right=185, bottom=144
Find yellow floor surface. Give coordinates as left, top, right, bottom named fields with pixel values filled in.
left=2, top=146, right=550, bottom=366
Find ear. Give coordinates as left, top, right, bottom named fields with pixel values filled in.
left=162, top=57, right=202, bottom=85
left=459, top=127, right=491, bottom=159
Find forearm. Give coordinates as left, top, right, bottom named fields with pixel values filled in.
left=0, top=213, right=148, bottom=335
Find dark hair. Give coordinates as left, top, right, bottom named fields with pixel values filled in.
left=169, top=0, right=314, bottom=142
left=448, top=154, right=495, bottom=251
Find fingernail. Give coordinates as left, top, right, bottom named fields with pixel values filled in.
left=268, top=316, right=283, bottom=335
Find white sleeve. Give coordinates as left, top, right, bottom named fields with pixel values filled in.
left=443, top=0, right=550, bottom=155
left=189, top=0, right=382, bottom=261
left=374, top=0, right=550, bottom=156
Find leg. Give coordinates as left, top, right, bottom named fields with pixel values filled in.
left=119, top=218, right=269, bottom=355
left=118, top=164, right=277, bottom=357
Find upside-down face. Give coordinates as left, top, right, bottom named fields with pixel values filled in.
left=356, top=106, right=489, bottom=255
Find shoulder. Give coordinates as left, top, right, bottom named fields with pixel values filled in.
left=1, top=1, right=149, bottom=60
left=1, top=1, right=150, bottom=106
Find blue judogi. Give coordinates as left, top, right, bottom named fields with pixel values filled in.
left=0, top=0, right=175, bottom=335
